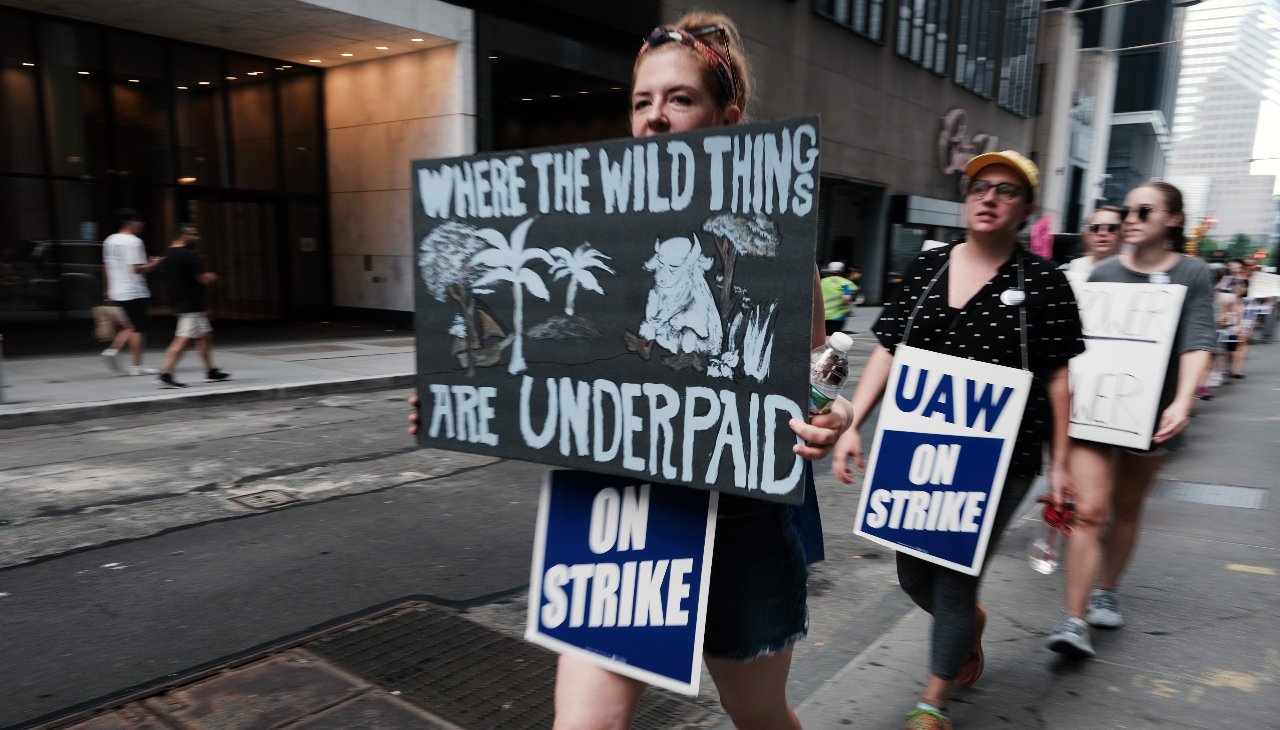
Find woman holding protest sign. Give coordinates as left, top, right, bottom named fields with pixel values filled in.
left=832, top=152, right=1084, bottom=730
left=1045, top=182, right=1215, bottom=657
left=412, top=12, right=851, bottom=730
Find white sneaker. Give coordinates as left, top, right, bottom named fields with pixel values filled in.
left=1209, top=371, right=1223, bottom=388
left=1086, top=588, right=1125, bottom=628
left=129, top=365, right=159, bottom=376
left=1046, top=616, right=1096, bottom=658
left=101, top=349, right=121, bottom=373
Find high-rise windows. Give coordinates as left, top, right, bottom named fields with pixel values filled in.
left=955, top=0, right=999, bottom=98
left=816, top=0, right=886, bottom=42
left=897, top=0, right=949, bottom=75
left=999, top=0, right=1038, bottom=116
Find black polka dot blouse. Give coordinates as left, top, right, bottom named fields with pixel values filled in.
left=872, top=242, right=1086, bottom=481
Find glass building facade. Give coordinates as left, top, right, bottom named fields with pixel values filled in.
left=0, top=5, right=328, bottom=325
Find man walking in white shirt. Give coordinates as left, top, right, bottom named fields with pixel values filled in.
left=101, top=209, right=162, bottom=376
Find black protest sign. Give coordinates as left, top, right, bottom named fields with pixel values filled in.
left=413, top=116, right=820, bottom=504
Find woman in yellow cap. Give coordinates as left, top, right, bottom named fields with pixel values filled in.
left=832, top=151, right=1085, bottom=730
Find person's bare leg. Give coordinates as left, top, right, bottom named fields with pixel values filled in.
left=1063, top=441, right=1114, bottom=618
left=1231, top=340, right=1249, bottom=375
left=195, top=333, right=214, bottom=371
left=108, top=327, right=132, bottom=352
left=129, top=331, right=146, bottom=366
left=162, top=336, right=191, bottom=374
left=705, top=646, right=803, bottom=730
left=552, top=655, right=645, bottom=730
left=921, top=674, right=954, bottom=710
left=1100, top=450, right=1166, bottom=591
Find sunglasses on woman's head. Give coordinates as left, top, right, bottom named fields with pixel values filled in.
left=641, top=25, right=736, bottom=103
left=1087, top=223, right=1119, bottom=233
left=1121, top=205, right=1163, bottom=222
left=966, top=179, right=1024, bottom=202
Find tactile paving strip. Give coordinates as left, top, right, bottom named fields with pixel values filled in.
left=306, top=603, right=705, bottom=730
left=1149, top=480, right=1268, bottom=510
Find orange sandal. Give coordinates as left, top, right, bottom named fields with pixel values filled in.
left=956, top=604, right=986, bottom=686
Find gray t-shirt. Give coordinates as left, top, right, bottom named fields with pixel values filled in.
left=1088, top=254, right=1217, bottom=417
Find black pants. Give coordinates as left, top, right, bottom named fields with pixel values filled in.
left=824, top=319, right=845, bottom=336
left=895, top=474, right=1034, bottom=679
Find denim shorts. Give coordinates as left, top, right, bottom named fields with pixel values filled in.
left=702, top=495, right=809, bottom=660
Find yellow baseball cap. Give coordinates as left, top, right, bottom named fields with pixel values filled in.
left=964, top=150, right=1039, bottom=202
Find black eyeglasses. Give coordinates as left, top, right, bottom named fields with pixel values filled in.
left=966, top=179, right=1024, bottom=202
left=1121, top=205, right=1164, bottom=222
left=1087, top=223, right=1120, bottom=233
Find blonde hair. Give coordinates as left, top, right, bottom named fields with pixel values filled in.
left=635, top=11, right=754, bottom=119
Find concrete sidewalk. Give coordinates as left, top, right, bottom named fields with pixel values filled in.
left=0, top=333, right=415, bottom=428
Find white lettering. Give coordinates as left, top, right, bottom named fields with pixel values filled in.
left=573, top=147, right=591, bottom=214
left=668, top=141, right=695, bottom=211
left=761, top=394, right=805, bottom=494
left=889, top=489, right=911, bottom=529
left=644, top=383, right=680, bottom=479
left=646, top=143, right=669, bottom=212
left=519, top=376, right=557, bottom=449
left=703, top=136, right=732, bottom=210
left=618, top=560, right=637, bottom=627
left=418, top=165, right=453, bottom=218
left=908, top=444, right=937, bottom=485
left=489, top=158, right=508, bottom=216
left=903, top=490, right=931, bottom=530
left=764, top=131, right=791, bottom=214
left=593, top=379, right=623, bottom=462
left=568, top=563, right=595, bottom=627
left=530, top=152, right=553, bottom=214
left=632, top=144, right=645, bottom=211
left=665, top=558, right=693, bottom=626
left=453, top=162, right=477, bottom=217
left=506, top=156, right=527, bottom=216
left=589, top=562, right=621, bottom=627
left=707, top=390, right=747, bottom=487
left=634, top=559, right=667, bottom=627
left=473, top=159, right=493, bottom=218
left=937, top=491, right=967, bottom=532
left=599, top=148, right=631, bottom=214
left=924, top=490, right=944, bottom=530
left=559, top=377, right=590, bottom=457
left=553, top=152, right=573, bottom=212
left=476, top=386, right=498, bottom=445
left=866, top=489, right=891, bottom=528
left=588, top=488, right=621, bottom=554
left=427, top=383, right=454, bottom=439
left=961, top=492, right=986, bottom=533
left=931, top=444, right=961, bottom=485
left=682, top=387, right=721, bottom=482
left=541, top=564, right=570, bottom=628
left=731, top=135, right=752, bottom=213
left=792, top=172, right=814, bottom=215
left=618, top=485, right=650, bottom=551
left=451, top=385, right=478, bottom=443
left=793, top=124, right=819, bottom=172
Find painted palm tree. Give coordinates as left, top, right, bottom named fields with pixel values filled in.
left=472, top=217, right=553, bottom=375
left=549, top=243, right=614, bottom=316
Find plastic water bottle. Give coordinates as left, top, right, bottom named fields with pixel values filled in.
left=1027, top=495, right=1073, bottom=574
left=809, top=332, right=852, bottom=416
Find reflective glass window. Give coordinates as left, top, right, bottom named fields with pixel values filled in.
left=998, top=0, right=1038, bottom=117
left=41, top=22, right=110, bottom=179
left=173, top=45, right=226, bottom=188
left=955, top=0, right=998, bottom=98
left=110, top=32, right=170, bottom=183
left=227, top=54, right=277, bottom=191
left=0, top=10, right=45, bottom=174
left=280, top=68, right=322, bottom=194
left=897, top=0, right=949, bottom=75
left=815, top=0, right=885, bottom=43
left=0, top=177, right=53, bottom=321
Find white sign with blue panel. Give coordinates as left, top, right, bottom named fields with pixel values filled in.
left=854, top=346, right=1031, bottom=576
left=526, top=470, right=717, bottom=695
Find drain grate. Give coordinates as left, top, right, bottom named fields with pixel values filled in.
left=230, top=490, right=301, bottom=509
left=306, top=603, right=705, bottom=730
left=1150, top=480, right=1268, bottom=510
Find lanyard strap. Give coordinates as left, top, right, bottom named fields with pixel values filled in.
left=902, top=248, right=1030, bottom=372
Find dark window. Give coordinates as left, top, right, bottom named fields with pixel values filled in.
left=109, top=32, right=169, bottom=183
left=816, top=0, right=886, bottom=42
left=0, top=9, right=45, bottom=175
left=999, top=0, right=1038, bottom=117
left=954, top=0, right=998, bottom=98
left=41, top=22, right=110, bottom=179
left=173, top=44, right=226, bottom=188
left=280, top=68, right=323, bottom=194
left=227, top=54, right=277, bottom=191
left=897, top=0, right=949, bottom=74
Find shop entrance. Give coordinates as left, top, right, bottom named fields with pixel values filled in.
left=817, top=179, right=887, bottom=304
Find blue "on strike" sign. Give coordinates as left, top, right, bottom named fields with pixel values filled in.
left=526, top=470, right=717, bottom=695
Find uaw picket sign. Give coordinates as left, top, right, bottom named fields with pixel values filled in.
left=854, top=346, right=1031, bottom=576
left=1068, top=282, right=1186, bottom=450
left=414, top=117, right=821, bottom=504
left=526, top=470, right=717, bottom=695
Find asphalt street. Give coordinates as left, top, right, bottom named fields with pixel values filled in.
left=1, top=330, right=1276, bottom=729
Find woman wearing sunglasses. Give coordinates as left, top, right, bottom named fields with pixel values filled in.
left=1064, top=206, right=1123, bottom=277
left=1046, top=182, right=1216, bottom=657
left=832, top=152, right=1084, bottom=730
left=413, top=12, right=851, bottom=730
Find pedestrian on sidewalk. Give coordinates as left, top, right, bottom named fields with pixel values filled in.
left=1064, top=206, right=1122, bottom=277
left=413, top=14, right=853, bottom=729
left=154, top=224, right=229, bottom=389
left=1046, top=182, right=1215, bottom=658
left=832, top=151, right=1084, bottom=730
left=821, top=261, right=857, bottom=336
left=101, top=209, right=163, bottom=376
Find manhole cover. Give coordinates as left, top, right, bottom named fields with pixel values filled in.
left=230, top=490, right=301, bottom=509
left=1150, top=480, right=1268, bottom=509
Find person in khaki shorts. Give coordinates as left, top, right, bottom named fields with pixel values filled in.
left=156, top=224, right=229, bottom=388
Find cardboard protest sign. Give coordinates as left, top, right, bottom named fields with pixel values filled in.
left=1068, top=282, right=1186, bottom=449
left=854, top=346, right=1031, bottom=576
left=414, top=117, right=821, bottom=504
left=526, top=470, right=717, bottom=695
left=1248, top=271, right=1280, bottom=299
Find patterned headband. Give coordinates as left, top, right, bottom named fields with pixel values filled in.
left=637, top=25, right=740, bottom=108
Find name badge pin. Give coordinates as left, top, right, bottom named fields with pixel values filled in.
left=1000, top=288, right=1026, bottom=306
left=1149, top=272, right=1172, bottom=285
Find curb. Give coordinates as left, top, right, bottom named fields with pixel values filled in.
left=0, top=373, right=415, bottom=430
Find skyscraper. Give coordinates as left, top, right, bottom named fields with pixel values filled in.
left=1166, top=0, right=1280, bottom=243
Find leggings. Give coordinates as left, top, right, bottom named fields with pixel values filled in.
left=895, top=474, right=1034, bottom=680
